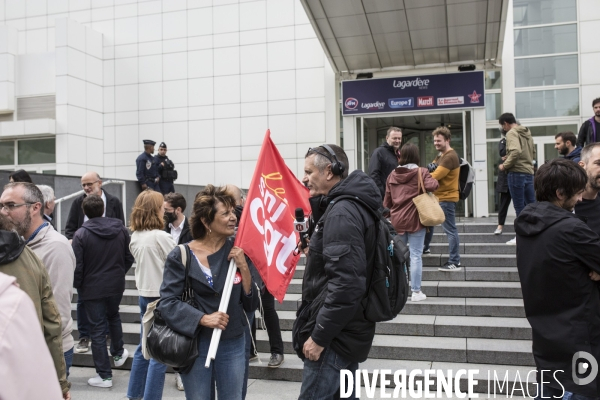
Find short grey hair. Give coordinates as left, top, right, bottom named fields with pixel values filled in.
left=36, top=185, right=55, bottom=206
left=386, top=126, right=402, bottom=137
left=581, top=143, right=600, bottom=164
left=4, top=182, right=44, bottom=217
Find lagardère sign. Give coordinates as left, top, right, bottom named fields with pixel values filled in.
left=342, top=71, right=485, bottom=116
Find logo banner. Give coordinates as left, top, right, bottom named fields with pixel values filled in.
left=235, top=130, right=310, bottom=302
left=342, top=71, right=485, bottom=116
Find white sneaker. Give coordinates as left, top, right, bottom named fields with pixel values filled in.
left=506, top=237, right=516, bottom=245
left=411, top=291, right=427, bottom=302
left=113, top=348, right=129, bottom=367
left=175, top=373, right=184, bottom=391
left=88, top=375, right=112, bottom=388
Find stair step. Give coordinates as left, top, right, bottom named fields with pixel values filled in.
left=254, top=331, right=535, bottom=366
left=257, top=312, right=530, bottom=340
left=423, top=254, right=516, bottom=267
left=286, top=280, right=521, bottom=298
left=428, top=243, right=516, bottom=255
left=431, top=233, right=514, bottom=244
left=458, top=223, right=515, bottom=234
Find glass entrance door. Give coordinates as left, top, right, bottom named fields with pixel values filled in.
left=356, top=111, right=468, bottom=216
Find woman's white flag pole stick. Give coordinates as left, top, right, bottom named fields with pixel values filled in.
left=205, top=259, right=237, bottom=368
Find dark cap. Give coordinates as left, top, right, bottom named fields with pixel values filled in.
left=143, top=139, right=156, bottom=146
left=159, top=142, right=167, bottom=149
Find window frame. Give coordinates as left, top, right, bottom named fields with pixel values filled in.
left=0, top=137, right=57, bottom=174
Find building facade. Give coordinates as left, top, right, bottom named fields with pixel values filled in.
left=0, top=0, right=597, bottom=217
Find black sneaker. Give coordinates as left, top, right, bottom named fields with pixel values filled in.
left=268, top=353, right=284, bottom=368
left=75, top=337, right=90, bottom=353
left=423, top=248, right=431, bottom=254
left=438, top=262, right=462, bottom=272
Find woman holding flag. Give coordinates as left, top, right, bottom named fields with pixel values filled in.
left=158, top=185, right=259, bottom=400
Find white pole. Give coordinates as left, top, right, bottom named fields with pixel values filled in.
left=205, top=259, right=237, bottom=368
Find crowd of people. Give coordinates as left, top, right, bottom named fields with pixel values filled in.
left=3, top=102, right=600, bottom=400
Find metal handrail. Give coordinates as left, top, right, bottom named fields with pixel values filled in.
left=54, top=180, right=127, bottom=232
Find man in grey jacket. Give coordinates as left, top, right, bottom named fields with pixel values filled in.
left=0, top=183, right=76, bottom=377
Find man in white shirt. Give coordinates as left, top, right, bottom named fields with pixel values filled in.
left=162, top=192, right=192, bottom=392
left=163, top=192, right=192, bottom=245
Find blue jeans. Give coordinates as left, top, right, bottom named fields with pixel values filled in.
left=299, top=347, right=359, bottom=400
left=536, top=384, right=599, bottom=400
left=127, top=296, right=167, bottom=400
left=398, top=228, right=426, bottom=292
left=423, top=202, right=461, bottom=264
left=77, top=297, right=108, bottom=339
left=508, top=172, right=535, bottom=217
left=64, top=347, right=73, bottom=378
left=84, top=293, right=125, bottom=379
left=180, top=334, right=246, bottom=400
left=243, top=311, right=254, bottom=400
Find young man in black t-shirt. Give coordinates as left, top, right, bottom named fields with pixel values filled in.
left=575, top=143, right=600, bottom=236
left=577, top=98, right=600, bottom=148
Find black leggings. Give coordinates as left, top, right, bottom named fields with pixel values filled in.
left=250, top=288, right=284, bottom=355
left=497, top=191, right=512, bottom=226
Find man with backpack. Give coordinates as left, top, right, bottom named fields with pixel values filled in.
left=296, top=144, right=380, bottom=399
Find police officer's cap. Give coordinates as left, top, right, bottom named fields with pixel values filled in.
left=143, top=139, right=156, bottom=146
left=159, top=142, right=167, bottom=149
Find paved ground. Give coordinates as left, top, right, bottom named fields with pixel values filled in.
left=69, top=367, right=301, bottom=400
left=69, top=367, right=529, bottom=399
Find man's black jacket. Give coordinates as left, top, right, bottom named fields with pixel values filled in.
left=368, top=143, right=398, bottom=199
left=65, top=190, right=124, bottom=239
left=164, top=217, right=193, bottom=245
left=516, top=201, right=600, bottom=397
left=72, top=217, right=134, bottom=301
left=577, top=117, right=598, bottom=148
left=302, top=170, right=380, bottom=363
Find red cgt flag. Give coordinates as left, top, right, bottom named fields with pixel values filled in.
left=235, top=130, right=310, bottom=302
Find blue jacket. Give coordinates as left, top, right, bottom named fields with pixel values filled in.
left=565, top=146, right=582, bottom=163
left=158, top=239, right=259, bottom=340
left=135, top=151, right=159, bottom=184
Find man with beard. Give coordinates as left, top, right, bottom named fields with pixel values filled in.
left=577, top=98, right=600, bottom=148
left=65, top=171, right=124, bottom=354
left=516, top=158, right=600, bottom=399
left=368, top=127, right=402, bottom=199
left=0, top=183, right=74, bottom=398
left=575, top=143, right=600, bottom=236
left=555, top=131, right=581, bottom=162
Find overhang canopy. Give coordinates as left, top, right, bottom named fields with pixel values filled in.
left=300, top=0, right=509, bottom=72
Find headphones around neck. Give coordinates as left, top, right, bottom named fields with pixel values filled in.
left=321, top=144, right=346, bottom=177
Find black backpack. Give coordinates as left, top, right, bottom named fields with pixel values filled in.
left=458, top=158, right=475, bottom=200
left=324, top=195, right=410, bottom=322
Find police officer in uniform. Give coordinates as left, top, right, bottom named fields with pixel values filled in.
left=154, top=142, right=177, bottom=195
left=135, top=139, right=159, bottom=191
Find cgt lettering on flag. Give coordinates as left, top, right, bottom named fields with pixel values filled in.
left=249, top=173, right=298, bottom=275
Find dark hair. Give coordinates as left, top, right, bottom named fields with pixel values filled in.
left=164, top=192, right=186, bottom=212
left=190, top=185, right=237, bottom=240
left=593, top=98, right=600, bottom=107
left=82, top=195, right=104, bottom=219
left=9, top=169, right=32, bottom=183
left=498, top=113, right=517, bottom=125
left=305, top=144, right=349, bottom=179
left=555, top=131, right=577, bottom=147
left=398, top=143, right=420, bottom=165
left=432, top=126, right=451, bottom=141
left=534, top=158, right=587, bottom=203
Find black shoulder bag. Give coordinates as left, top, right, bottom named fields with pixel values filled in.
left=146, top=244, right=199, bottom=369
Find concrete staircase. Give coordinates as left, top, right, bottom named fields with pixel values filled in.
left=71, top=221, right=536, bottom=394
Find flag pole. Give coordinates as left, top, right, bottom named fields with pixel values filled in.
left=205, top=259, right=237, bottom=368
